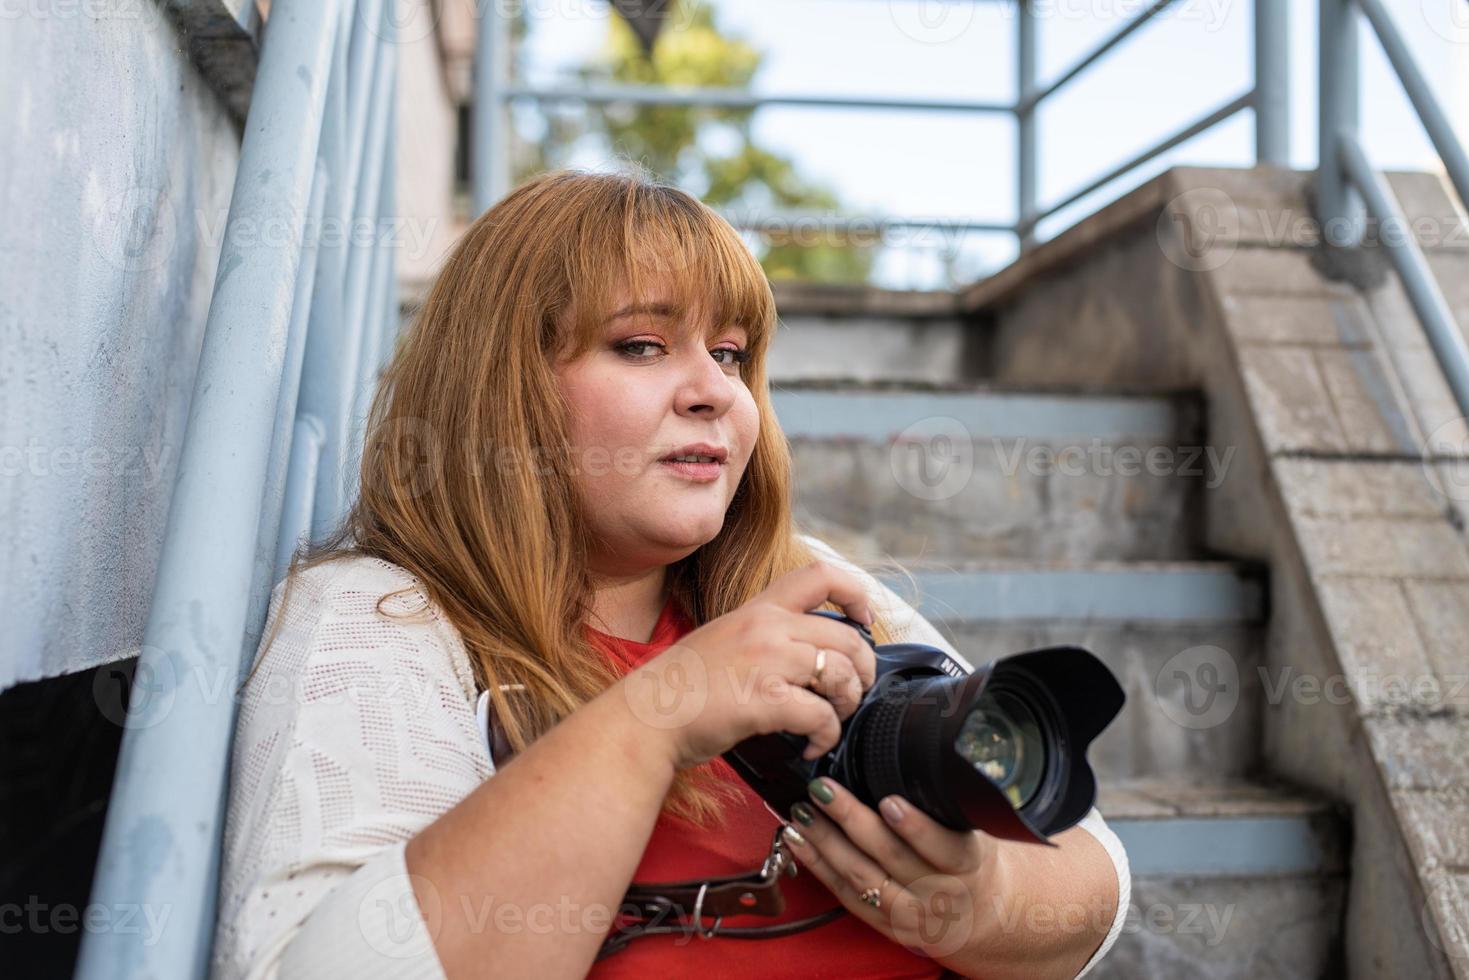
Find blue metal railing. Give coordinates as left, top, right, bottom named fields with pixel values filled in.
left=1319, top=0, right=1469, bottom=422
left=474, top=0, right=1291, bottom=252
left=74, top=1, right=400, bottom=977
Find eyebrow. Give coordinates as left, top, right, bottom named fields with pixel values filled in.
left=607, top=302, right=679, bottom=321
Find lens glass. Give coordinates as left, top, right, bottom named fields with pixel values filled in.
left=953, top=689, right=1046, bottom=809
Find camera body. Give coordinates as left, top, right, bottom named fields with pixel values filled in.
left=721, top=610, right=1125, bottom=845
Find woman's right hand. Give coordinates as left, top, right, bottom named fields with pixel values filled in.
left=620, top=560, right=881, bottom=772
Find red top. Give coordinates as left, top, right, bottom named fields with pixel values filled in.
left=583, top=592, right=946, bottom=979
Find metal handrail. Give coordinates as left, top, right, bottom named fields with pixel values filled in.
left=475, top=0, right=1291, bottom=252
left=1320, top=0, right=1469, bottom=421
left=73, top=2, right=401, bottom=977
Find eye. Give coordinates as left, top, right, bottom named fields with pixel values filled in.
left=615, top=340, right=666, bottom=361
left=711, top=347, right=751, bottom=367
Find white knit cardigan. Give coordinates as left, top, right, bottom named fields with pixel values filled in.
left=211, top=535, right=1130, bottom=979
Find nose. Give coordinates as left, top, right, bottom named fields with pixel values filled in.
left=673, top=346, right=738, bottom=418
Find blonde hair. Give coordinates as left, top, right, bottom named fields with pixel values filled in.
left=245, top=168, right=896, bottom=826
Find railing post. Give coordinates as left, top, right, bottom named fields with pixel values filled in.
left=1253, top=0, right=1289, bottom=166
left=72, top=2, right=346, bottom=977
left=1016, top=0, right=1037, bottom=252
left=473, top=0, right=510, bottom=215
left=1318, top=0, right=1365, bottom=246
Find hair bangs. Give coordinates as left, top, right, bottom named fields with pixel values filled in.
left=556, top=178, right=776, bottom=368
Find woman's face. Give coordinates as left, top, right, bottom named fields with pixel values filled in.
left=553, top=286, right=760, bottom=576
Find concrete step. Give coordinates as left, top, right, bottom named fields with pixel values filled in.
left=1091, top=778, right=1346, bottom=979
left=776, top=384, right=1212, bottom=562
left=873, top=562, right=1266, bottom=781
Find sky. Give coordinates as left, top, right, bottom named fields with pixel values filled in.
left=516, top=0, right=1469, bottom=289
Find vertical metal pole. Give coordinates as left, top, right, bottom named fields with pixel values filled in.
left=304, top=32, right=395, bottom=536
left=73, top=3, right=345, bottom=978
left=474, top=0, right=510, bottom=215
left=1318, top=0, right=1365, bottom=245
left=1016, top=0, right=1037, bottom=251
left=1254, top=0, right=1289, bottom=165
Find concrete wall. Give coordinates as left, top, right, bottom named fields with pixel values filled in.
left=0, top=1, right=240, bottom=688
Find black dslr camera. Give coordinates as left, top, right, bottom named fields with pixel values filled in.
left=722, top=611, right=1125, bottom=845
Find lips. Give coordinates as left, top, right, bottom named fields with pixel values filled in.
left=659, top=443, right=729, bottom=464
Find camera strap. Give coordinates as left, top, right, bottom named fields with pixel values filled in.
left=596, top=825, right=848, bottom=960
left=478, top=696, right=848, bottom=959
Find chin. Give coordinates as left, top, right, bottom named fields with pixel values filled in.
left=655, top=514, right=726, bottom=551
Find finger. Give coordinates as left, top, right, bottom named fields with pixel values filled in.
left=762, top=560, right=875, bottom=630
left=873, top=793, right=998, bottom=879
left=800, top=778, right=931, bottom=887
left=779, top=810, right=892, bottom=931
left=775, top=685, right=844, bottom=759
left=796, top=645, right=863, bottom=721
left=782, top=813, right=979, bottom=962
left=785, top=613, right=877, bottom=690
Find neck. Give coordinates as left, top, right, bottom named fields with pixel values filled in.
left=586, top=563, right=670, bottom=644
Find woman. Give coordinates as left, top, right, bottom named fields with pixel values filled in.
left=212, top=169, right=1129, bottom=979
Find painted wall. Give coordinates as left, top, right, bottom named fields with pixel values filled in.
left=0, top=1, right=241, bottom=688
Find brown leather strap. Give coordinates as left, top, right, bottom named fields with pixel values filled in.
left=620, top=825, right=797, bottom=919
left=482, top=700, right=851, bottom=957
left=598, top=826, right=850, bottom=959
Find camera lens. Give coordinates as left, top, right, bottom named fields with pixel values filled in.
left=954, top=688, right=1046, bottom=810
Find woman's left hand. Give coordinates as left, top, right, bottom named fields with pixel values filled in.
left=781, top=776, right=1005, bottom=978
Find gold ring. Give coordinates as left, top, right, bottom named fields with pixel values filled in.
left=812, top=648, right=827, bottom=685
left=859, top=877, right=890, bottom=908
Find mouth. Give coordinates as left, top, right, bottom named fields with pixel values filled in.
left=658, top=444, right=728, bottom=482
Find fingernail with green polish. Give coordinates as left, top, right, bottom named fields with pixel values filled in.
left=808, top=778, right=835, bottom=804
left=790, top=802, right=815, bottom=826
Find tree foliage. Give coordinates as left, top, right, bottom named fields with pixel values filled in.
left=514, top=1, right=873, bottom=284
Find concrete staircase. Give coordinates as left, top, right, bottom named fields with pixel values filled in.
left=774, top=380, right=1347, bottom=975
